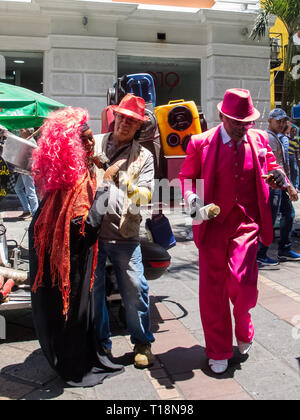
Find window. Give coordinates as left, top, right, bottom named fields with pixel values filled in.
left=0, top=51, right=43, bottom=94
left=274, top=70, right=284, bottom=103
left=118, top=56, right=201, bottom=107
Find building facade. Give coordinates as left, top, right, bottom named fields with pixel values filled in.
left=0, top=0, right=270, bottom=132
left=270, top=18, right=300, bottom=111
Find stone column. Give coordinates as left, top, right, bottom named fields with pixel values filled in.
left=43, top=35, right=118, bottom=133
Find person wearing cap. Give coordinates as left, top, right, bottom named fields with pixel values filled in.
left=257, top=108, right=299, bottom=266
left=93, top=94, right=155, bottom=368
left=179, top=88, right=288, bottom=374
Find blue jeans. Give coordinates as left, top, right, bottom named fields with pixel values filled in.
left=94, top=241, right=154, bottom=350
left=258, top=188, right=294, bottom=256
left=14, top=174, right=39, bottom=214
left=289, top=154, right=299, bottom=189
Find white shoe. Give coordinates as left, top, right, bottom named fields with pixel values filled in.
left=208, top=358, right=228, bottom=374
left=237, top=340, right=252, bottom=355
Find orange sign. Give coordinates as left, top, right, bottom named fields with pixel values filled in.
left=112, top=0, right=215, bottom=8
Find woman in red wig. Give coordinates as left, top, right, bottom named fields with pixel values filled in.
left=29, top=106, right=124, bottom=387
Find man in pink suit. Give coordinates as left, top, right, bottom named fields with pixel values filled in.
left=179, top=89, right=288, bottom=374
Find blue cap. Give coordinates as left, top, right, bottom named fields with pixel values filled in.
left=268, top=108, right=288, bottom=120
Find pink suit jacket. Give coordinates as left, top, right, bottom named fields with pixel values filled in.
left=179, top=124, right=286, bottom=247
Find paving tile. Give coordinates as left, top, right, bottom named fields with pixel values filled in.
left=154, top=319, right=191, bottom=335
left=110, top=335, right=132, bottom=359
left=156, top=387, right=181, bottom=399
left=259, top=294, right=300, bottom=323
left=1, top=347, right=56, bottom=385
left=232, top=359, right=300, bottom=400
left=172, top=370, right=250, bottom=400
left=24, top=379, right=87, bottom=401
left=6, top=340, right=41, bottom=354
left=162, top=298, right=199, bottom=321
left=0, top=344, right=31, bottom=370
left=147, top=367, right=169, bottom=379
left=152, top=330, right=200, bottom=355
left=253, top=306, right=300, bottom=365
left=3, top=211, right=21, bottom=218
left=258, top=282, right=282, bottom=300
left=208, top=391, right=253, bottom=400
left=150, top=376, right=174, bottom=390
left=0, top=376, right=35, bottom=400
left=92, top=374, right=160, bottom=400
left=260, top=266, right=300, bottom=293
left=157, top=345, right=206, bottom=375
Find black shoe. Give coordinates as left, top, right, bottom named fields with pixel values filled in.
left=101, top=346, right=114, bottom=361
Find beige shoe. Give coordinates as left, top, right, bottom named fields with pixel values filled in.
left=134, top=344, right=155, bottom=368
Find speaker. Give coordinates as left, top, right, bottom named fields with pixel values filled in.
left=155, top=100, right=201, bottom=156
left=126, top=73, right=156, bottom=108
left=107, top=73, right=156, bottom=108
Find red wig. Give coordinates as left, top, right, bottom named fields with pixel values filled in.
left=32, top=107, right=89, bottom=195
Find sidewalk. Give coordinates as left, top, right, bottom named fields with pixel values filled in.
left=0, top=196, right=299, bottom=400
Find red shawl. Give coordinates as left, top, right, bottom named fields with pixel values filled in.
left=32, top=170, right=98, bottom=319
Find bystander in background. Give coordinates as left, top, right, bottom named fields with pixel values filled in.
left=14, top=128, right=39, bottom=220
left=288, top=125, right=300, bottom=191
left=257, top=109, right=300, bottom=266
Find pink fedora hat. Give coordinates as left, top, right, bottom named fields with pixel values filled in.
left=111, top=94, right=149, bottom=122
left=217, top=88, right=260, bottom=122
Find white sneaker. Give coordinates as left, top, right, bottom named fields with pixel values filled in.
left=237, top=340, right=252, bottom=355
left=208, top=358, right=228, bottom=374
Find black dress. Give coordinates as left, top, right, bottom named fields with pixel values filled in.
left=29, top=188, right=124, bottom=387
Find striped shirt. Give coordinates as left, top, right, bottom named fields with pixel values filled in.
left=288, top=136, right=299, bottom=155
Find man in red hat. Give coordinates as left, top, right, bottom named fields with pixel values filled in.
left=179, top=88, right=288, bottom=374
left=93, top=94, right=156, bottom=368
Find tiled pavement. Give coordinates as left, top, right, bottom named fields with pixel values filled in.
left=0, top=198, right=300, bottom=400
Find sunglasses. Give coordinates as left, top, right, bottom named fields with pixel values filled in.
left=227, top=118, right=255, bottom=130
left=115, top=113, right=141, bottom=125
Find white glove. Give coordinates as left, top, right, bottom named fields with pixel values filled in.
left=188, top=194, right=220, bottom=222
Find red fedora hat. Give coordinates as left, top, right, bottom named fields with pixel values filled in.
left=111, top=94, right=149, bottom=122
left=217, top=88, right=260, bottom=122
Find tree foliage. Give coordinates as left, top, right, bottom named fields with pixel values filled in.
left=250, top=0, right=300, bottom=113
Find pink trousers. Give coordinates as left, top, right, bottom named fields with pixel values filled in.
left=198, top=206, right=259, bottom=360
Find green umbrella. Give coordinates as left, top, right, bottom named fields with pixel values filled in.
left=0, top=82, right=66, bottom=130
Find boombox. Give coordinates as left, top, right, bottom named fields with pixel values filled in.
left=107, top=73, right=156, bottom=107
left=125, top=73, right=156, bottom=107
left=103, top=72, right=157, bottom=134
left=155, top=100, right=202, bottom=156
